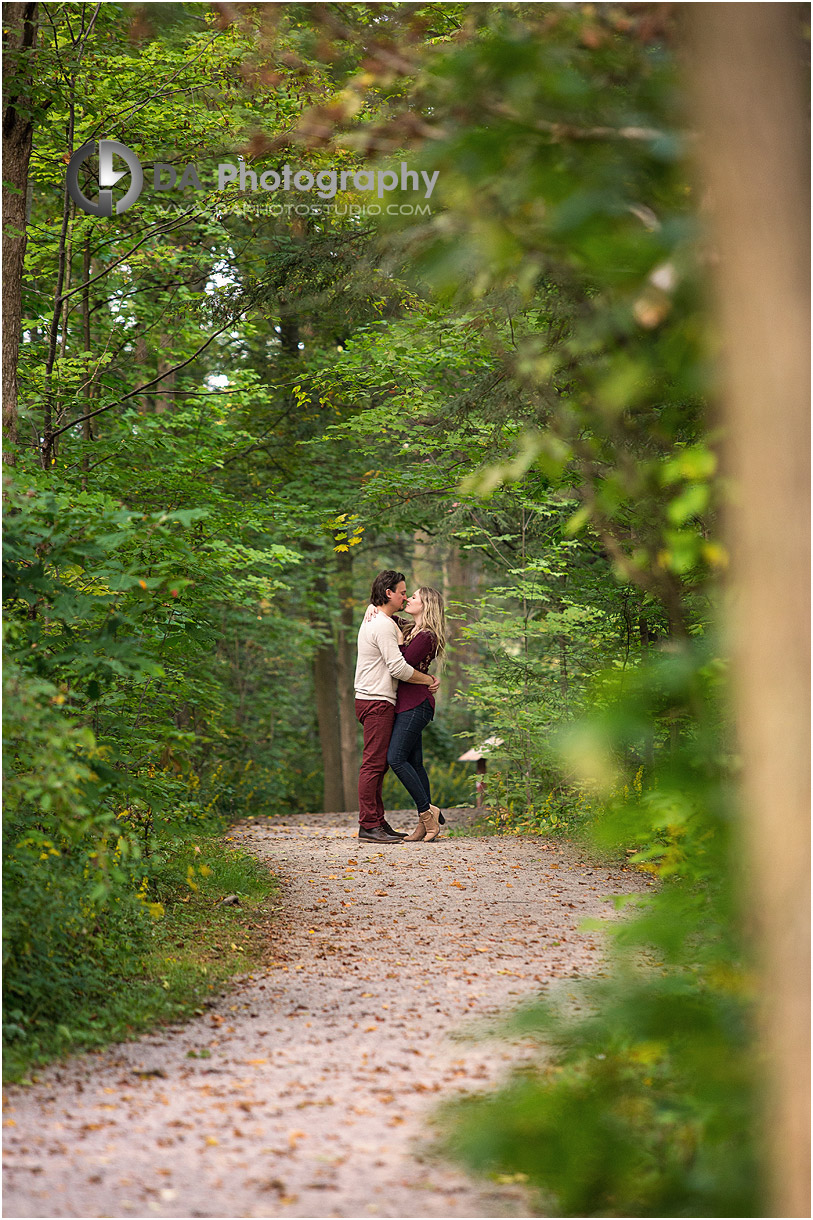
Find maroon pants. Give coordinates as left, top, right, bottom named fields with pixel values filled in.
left=355, top=698, right=395, bottom=829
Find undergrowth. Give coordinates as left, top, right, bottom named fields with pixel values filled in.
left=3, top=831, right=277, bottom=1084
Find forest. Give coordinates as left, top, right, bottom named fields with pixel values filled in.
left=2, top=3, right=808, bottom=1217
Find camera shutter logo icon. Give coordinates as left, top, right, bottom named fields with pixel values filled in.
left=67, top=140, right=143, bottom=217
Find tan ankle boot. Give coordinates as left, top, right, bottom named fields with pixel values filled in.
left=422, top=805, right=441, bottom=842
left=403, top=814, right=426, bottom=842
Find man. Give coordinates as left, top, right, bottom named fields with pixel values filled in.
left=354, top=569, right=439, bottom=843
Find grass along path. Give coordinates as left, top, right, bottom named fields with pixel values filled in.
left=3, top=835, right=279, bottom=1085
left=3, top=809, right=644, bottom=1218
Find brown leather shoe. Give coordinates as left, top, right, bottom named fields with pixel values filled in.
left=382, top=820, right=407, bottom=838
left=358, top=825, right=402, bottom=843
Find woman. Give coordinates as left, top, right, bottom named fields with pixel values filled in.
left=388, top=586, right=447, bottom=842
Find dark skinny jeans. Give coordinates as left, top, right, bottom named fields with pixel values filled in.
left=387, top=700, right=434, bottom=812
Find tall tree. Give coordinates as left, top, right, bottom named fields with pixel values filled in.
left=2, top=1, right=38, bottom=457
left=309, top=571, right=346, bottom=813
left=335, top=549, right=360, bottom=812
left=686, top=5, right=810, bottom=1215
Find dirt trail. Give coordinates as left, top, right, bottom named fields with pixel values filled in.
left=3, top=811, right=644, bottom=1219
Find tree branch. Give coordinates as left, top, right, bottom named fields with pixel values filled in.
left=48, top=306, right=255, bottom=442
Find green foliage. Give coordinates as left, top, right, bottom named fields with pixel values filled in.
left=438, top=649, right=759, bottom=1216
left=3, top=830, right=277, bottom=1083
left=2, top=457, right=301, bottom=1069
left=442, top=975, right=758, bottom=1218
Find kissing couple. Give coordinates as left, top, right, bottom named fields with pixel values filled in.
left=353, top=569, right=448, bottom=844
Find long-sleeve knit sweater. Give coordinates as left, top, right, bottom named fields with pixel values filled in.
left=395, top=630, right=438, bottom=713
left=353, top=613, right=415, bottom=705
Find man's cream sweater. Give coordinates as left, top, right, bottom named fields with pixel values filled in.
left=354, top=613, right=414, bottom=704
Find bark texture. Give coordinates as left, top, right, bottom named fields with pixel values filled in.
left=335, top=549, right=360, bottom=812
left=310, top=576, right=345, bottom=813
left=685, top=6, right=810, bottom=1215
left=2, top=2, right=38, bottom=457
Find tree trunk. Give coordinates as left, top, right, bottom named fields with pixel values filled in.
left=335, top=549, right=359, bottom=812
left=685, top=6, right=810, bottom=1216
left=80, top=233, right=94, bottom=483
left=154, top=334, right=176, bottom=413
left=279, top=305, right=299, bottom=356
left=441, top=542, right=469, bottom=708
left=42, top=92, right=75, bottom=468
left=134, top=330, right=152, bottom=412
left=154, top=355, right=176, bottom=412
left=310, top=575, right=345, bottom=813
left=2, top=2, right=38, bottom=459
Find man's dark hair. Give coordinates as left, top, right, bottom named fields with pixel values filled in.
left=370, top=569, right=405, bottom=607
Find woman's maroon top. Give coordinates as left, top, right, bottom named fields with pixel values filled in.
left=395, top=630, right=438, bottom=713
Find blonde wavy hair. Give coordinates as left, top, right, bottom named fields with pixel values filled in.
left=402, top=586, right=446, bottom=667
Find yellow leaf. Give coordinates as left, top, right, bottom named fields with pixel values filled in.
left=205, top=1136, right=219, bottom=1146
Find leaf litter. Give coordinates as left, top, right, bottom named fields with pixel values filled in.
left=3, top=808, right=643, bottom=1218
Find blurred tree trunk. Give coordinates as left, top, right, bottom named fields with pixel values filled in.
left=686, top=5, right=810, bottom=1216
left=2, top=1, right=38, bottom=459
left=154, top=342, right=176, bottom=413
left=441, top=543, right=467, bottom=705
left=310, top=573, right=345, bottom=813
left=335, top=549, right=359, bottom=812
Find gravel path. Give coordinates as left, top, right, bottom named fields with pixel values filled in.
left=3, top=810, right=645, bottom=1219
